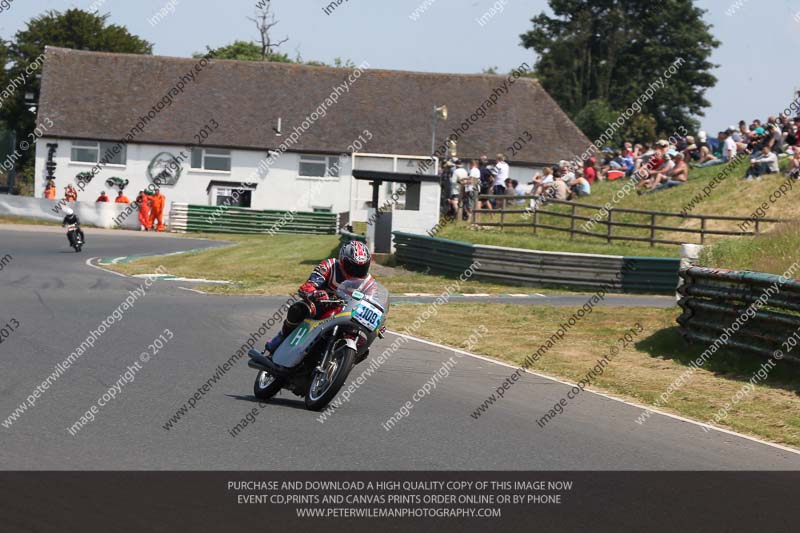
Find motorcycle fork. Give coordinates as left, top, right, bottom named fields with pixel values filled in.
left=316, top=325, right=339, bottom=373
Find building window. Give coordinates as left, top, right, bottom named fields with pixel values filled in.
left=191, top=148, right=232, bottom=172
left=70, top=140, right=126, bottom=165
left=211, top=186, right=252, bottom=208
left=299, top=155, right=341, bottom=178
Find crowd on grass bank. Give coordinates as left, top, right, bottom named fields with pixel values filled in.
left=441, top=94, right=800, bottom=219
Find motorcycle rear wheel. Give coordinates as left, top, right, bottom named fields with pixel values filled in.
left=253, top=370, right=284, bottom=400
left=305, top=345, right=355, bottom=411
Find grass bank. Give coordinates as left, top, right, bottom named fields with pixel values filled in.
left=388, top=303, right=800, bottom=448
left=108, top=233, right=578, bottom=295
left=435, top=158, right=798, bottom=257
left=700, top=221, right=800, bottom=276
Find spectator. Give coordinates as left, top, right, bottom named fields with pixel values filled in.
left=494, top=154, right=509, bottom=196
left=643, top=153, right=688, bottom=194
left=530, top=166, right=554, bottom=197
left=736, top=122, right=751, bottom=152
left=136, top=190, right=151, bottom=231
left=766, top=123, right=784, bottom=154
left=463, top=160, right=480, bottom=221
left=449, top=159, right=467, bottom=219
left=622, top=142, right=634, bottom=157
left=697, top=131, right=710, bottom=153
left=696, top=131, right=736, bottom=167
left=477, top=155, right=494, bottom=214
left=96, top=191, right=110, bottom=203
left=745, top=145, right=779, bottom=180
left=637, top=141, right=672, bottom=191
left=584, top=157, right=597, bottom=184
left=550, top=171, right=569, bottom=201
left=44, top=179, right=56, bottom=200
left=567, top=175, right=591, bottom=200
left=64, top=184, right=78, bottom=202
left=115, top=190, right=130, bottom=204
left=789, top=150, right=800, bottom=180
left=684, top=136, right=701, bottom=161
left=785, top=124, right=799, bottom=152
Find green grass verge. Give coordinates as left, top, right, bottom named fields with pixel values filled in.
left=108, top=233, right=587, bottom=295
left=388, top=303, right=800, bottom=448
left=700, top=221, right=800, bottom=275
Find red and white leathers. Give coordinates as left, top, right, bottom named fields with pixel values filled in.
left=264, top=259, right=375, bottom=354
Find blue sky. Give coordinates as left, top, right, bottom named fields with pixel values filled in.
left=1, top=0, right=798, bottom=133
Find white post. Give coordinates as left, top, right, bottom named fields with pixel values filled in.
left=678, top=243, right=704, bottom=300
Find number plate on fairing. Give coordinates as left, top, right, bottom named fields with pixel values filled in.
left=352, top=301, right=383, bottom=331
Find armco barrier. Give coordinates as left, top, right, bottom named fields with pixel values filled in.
left=0, top=195, right=139, bottom=230
left=677, top=267, right=800, bottom=362
left=339, top=230, right=366, bottom=246
left=392, top=231, right=680, bottom=294
left=170, top=203, right=339, bottom=235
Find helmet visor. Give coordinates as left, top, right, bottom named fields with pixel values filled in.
left=343, top=258, right=370, bottom=279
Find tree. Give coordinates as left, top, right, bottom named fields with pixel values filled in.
left=202, top=40, right=290, bottom=62
left=520, top=0, right=719, bottom=137
left=248, top=3, right=289, bottom=61
left=2, top=9, right=151, bottom=192
left=574, top=99, right=622, bottom=146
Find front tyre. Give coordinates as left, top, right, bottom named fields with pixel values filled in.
left=305, top=345, right=356, bottom=411
left=253, top=371, right=284, bottom=400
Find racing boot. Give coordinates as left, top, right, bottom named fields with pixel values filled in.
left=264, top=330, right=287, bottom=356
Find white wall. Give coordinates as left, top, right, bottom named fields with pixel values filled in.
left=0, top=194, right=140, bottom=229
left=391, top=182, right=441, bottom=236
left=34, top=138, right=354, bottom=217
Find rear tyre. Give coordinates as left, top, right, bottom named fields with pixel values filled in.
left=305, top=345, right=356, bottom=411
left=253, top=371, right=284, bottom=400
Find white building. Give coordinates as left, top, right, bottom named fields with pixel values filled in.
left=34, top=47, right=590, bottom=238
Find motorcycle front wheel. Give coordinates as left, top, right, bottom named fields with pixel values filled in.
left=253, top=370, right=284, bottom=400
left=305, top=345, right=355, bottom=411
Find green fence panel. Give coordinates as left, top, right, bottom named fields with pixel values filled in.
left=179, top=204, right=339, bottom=235
left=391, top=231, right=679, bottom=294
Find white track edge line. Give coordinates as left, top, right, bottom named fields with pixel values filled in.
left=85, top=257, right=128, bottom=277
left=386, top=330, right=800, bottom=457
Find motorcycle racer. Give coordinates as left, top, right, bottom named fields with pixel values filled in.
left=264, top=240, right=375, bottom=355
left=61, top=207, right=85, bottom=247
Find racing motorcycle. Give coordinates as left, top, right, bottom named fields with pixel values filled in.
left=66, top=224, right=84, bottom=253
left=247, top=279, right=389, bottom=411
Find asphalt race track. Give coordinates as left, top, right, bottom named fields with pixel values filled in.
left=1, top=225, right=798, bottom=470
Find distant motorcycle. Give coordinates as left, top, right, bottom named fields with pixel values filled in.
left=66, top=224, right=84, bottom=253
left=247, top=279, right=389, bottom=411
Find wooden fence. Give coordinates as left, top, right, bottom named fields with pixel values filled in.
left=472, top=195, right=783, bottom=247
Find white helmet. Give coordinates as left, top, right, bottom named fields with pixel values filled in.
left=64, top=207, right=74, bottom=216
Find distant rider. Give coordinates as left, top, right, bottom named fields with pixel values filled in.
left=61, top=207, right=85, bottom=247
left=264, top=240, right=375, bottom=355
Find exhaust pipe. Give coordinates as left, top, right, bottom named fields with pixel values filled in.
left=247, top=360, right=271, bottom=372
left=247, top=349, right=292, bottom=377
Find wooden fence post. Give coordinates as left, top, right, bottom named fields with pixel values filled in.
left=533, top=209, right=538, bottom=236
left=570, top=204, right=577, bottom=240
left=649, top=213, right=656, bottom=247
left=607, top=209, right=613, bottom=243
left=700, top=217, right=706, bottom=245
